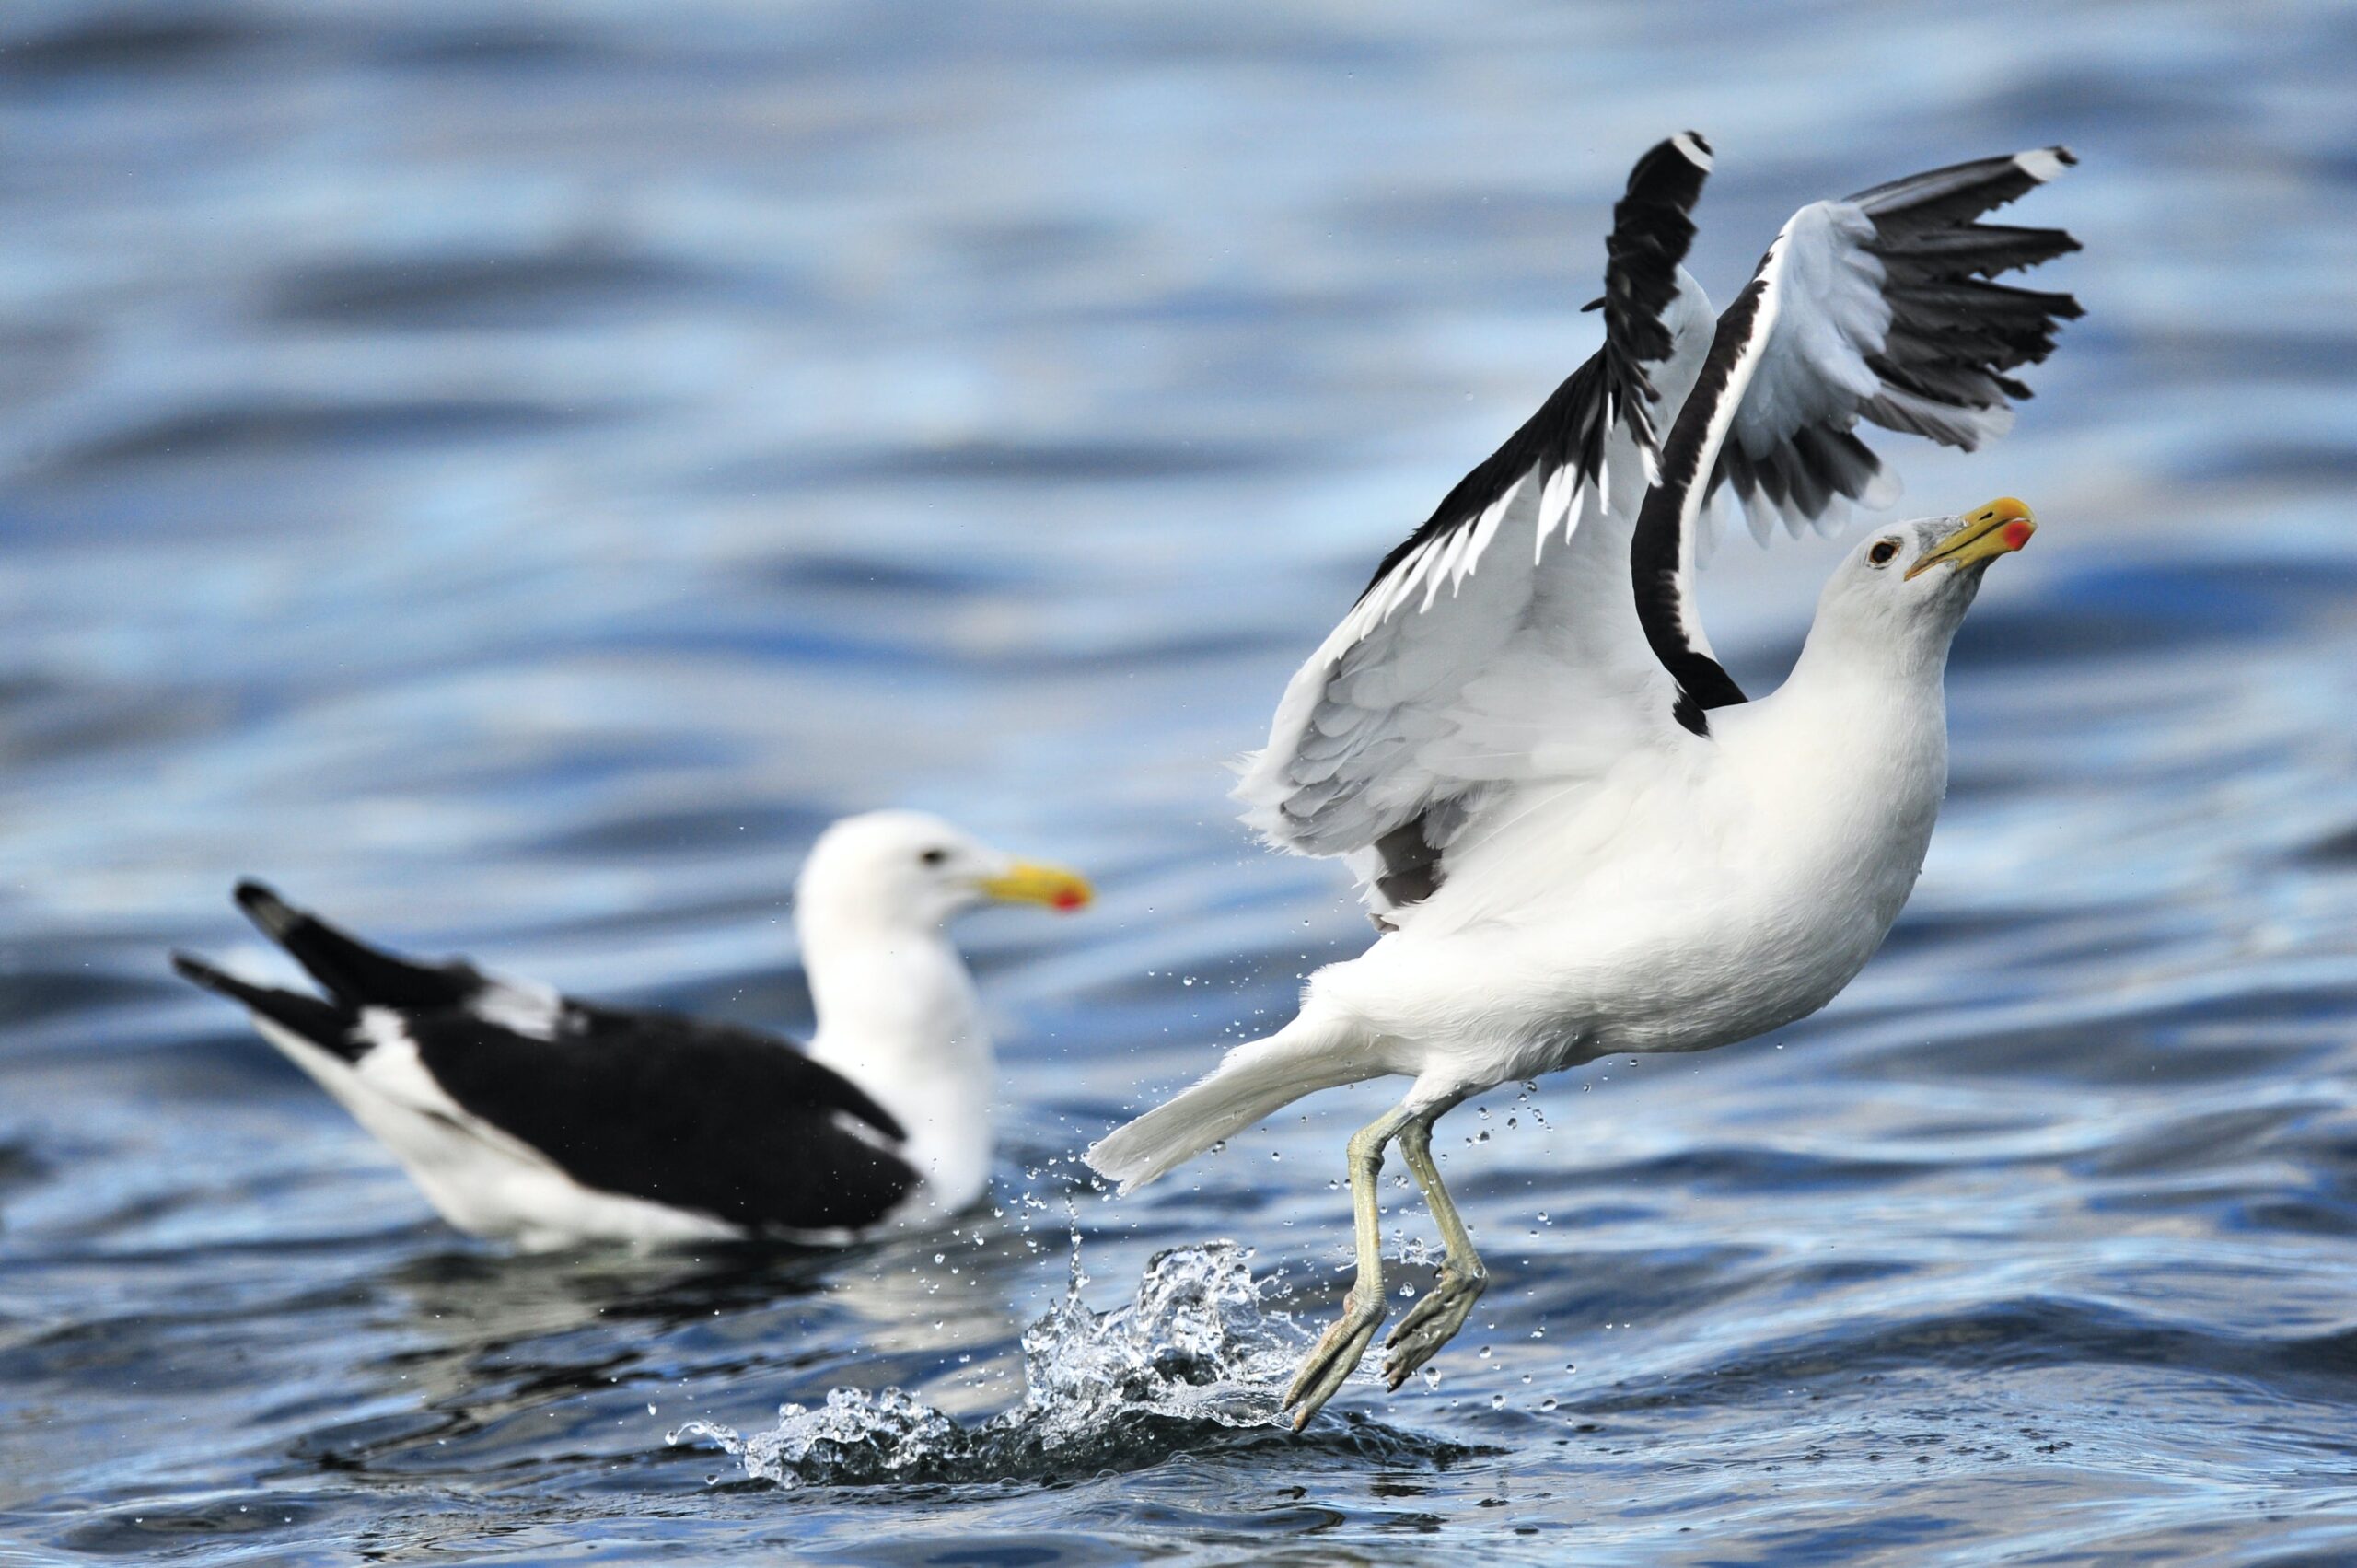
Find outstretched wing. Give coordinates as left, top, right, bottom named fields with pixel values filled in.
left=1631, top=146, right=2082, bottom=728
left=1233, top=134, right=1718, bottom=912
left=1712, top=147, right=2083, bottom=545
left=1239, top=141, right=2081, bottom=916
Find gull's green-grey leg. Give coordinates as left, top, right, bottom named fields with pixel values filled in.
left=1382, top=1109, right=1488, bottom=1388
left=1283, top=1103, right=1415, bottom=1429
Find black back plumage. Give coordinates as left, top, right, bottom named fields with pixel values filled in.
left=401, top=1005, right=917, bottom=1234
left=174, top=882, right=921, bottom=1236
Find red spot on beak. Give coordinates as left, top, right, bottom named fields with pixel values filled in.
left=1052, top=888, right=1086, bottom=912
left=2002, top=519, right=2034, bottom=551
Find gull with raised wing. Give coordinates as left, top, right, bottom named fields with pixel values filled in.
left=1086, top=135, right=2079, bottom=1424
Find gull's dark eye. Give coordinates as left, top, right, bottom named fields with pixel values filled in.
left=919, top=847, right=948, bottom=866
left=1867, top=538, right=1900, bottom=567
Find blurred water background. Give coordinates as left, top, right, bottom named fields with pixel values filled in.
left=3, top=1, right=2355, bottom=1562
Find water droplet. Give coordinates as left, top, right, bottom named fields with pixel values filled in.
left=1421, top=1366, right=1442, bottom=1389
left=1541, top=1397, right=1559, bottom=1411
left=1491, top=1393, right=1506, bottom=1410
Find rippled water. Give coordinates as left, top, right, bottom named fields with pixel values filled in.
left=4, top=2, right=2355, bottom=1562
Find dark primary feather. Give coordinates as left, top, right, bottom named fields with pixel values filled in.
left=1600, top=132, right=1712, bottom=447
left=1847, top=147, right=2077, bottom=236
left=1852, top=149, right=2083, bottom=436
left=172, top=951, right=356, bottom=1058
left=234, top=878, right=484, bottom=1011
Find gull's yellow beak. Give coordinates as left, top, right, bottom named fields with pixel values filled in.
left=1906, top=496, right=2038, bottom=580
left=979, top=860, right=1093, bottom=912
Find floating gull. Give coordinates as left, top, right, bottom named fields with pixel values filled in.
left=1086, top=136, right=2078, bottom=1424
left=174, top=810, right=1090, bottom=1249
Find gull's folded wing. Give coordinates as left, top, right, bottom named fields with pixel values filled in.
left=396, top=1004, right=921, bottom=1236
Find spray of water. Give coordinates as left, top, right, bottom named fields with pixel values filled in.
left=671, top=1241, right=1334, bottom=1487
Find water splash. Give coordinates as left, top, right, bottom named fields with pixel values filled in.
left=673, top=1242, right=1365, bottom=1488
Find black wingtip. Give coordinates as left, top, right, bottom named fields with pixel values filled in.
left=1625, top=133, right=1713, bottom=211
left=169, top=948, right=361, bottom=1054
left=170, top=949, right=225, bottom=990
left=232, top=879, right=301, bottom=940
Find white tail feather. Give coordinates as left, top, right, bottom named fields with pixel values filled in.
left=1084, top=1016, right=1375, bottom=1193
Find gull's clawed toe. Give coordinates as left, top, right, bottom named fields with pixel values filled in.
left=1382, top=1263, right=1487, bottom=1389
left=1283, top=1289, right=1387, bottom=1429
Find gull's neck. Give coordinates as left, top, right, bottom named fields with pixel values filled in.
left=1766, top=609, right=1955, bottom=785
left=1733, top=612, right=1956, bottom=927
left=797, top=906, right=993, bottom=1218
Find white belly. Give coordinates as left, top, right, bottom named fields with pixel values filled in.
left=1307, top=680, right=1946, bottom=1095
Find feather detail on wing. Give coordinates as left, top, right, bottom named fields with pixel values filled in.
left=1629, top=146, right=2078, bottom=727
left=1235, top=134, right=1718, bottom=914
left=1712, top=146, right=2083, bottom=545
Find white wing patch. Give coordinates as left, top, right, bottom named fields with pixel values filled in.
left=467, top=975, right=565, bottom=1040
left=350, top=1006, right=571, bottom=1174
left=354, top=1007, right=475, bottom=1120
left=2014, top=146, right=2071, bottom=183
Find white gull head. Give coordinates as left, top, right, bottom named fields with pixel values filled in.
left=1805, top=497, right=2038, bottom=676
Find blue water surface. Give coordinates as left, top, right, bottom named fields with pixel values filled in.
left=3, top=1, right=2355, bottom=1562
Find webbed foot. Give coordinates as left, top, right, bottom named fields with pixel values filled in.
left=1382, top=1260, right=1488, bottom=1389
left=1283, top=1287, right=1387, bottom=1429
